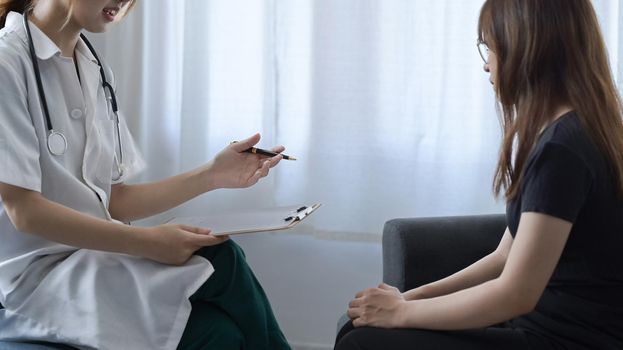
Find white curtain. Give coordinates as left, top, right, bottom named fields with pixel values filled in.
left=91, top=0, right=623, bottom=236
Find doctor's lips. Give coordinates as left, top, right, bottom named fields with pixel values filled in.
left=103, top=7, right=120, bottom=22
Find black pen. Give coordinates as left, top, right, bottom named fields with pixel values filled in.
left=231, top=141, right=297, bottom=160
left=246, top=147, right=297, bottom=161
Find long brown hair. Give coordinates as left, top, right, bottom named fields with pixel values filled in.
left=0, top=0, right=32, bottom=27
left=478, top=0, right=623, bottom=200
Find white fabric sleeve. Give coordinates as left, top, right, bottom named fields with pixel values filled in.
left=0, top=53, right=42, bottom=192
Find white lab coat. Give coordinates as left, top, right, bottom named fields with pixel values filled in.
left=0, top=12, right=214, bottom=350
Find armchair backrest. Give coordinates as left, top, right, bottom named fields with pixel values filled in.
left=382, top=214, right=506, bottom=291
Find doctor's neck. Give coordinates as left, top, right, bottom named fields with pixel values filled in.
left=29, top=2, right=82, bottom=58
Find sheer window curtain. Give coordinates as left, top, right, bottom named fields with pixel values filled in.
left=91, top=0, right=623, bottom=236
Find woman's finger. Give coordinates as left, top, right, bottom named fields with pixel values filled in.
left=348, top=298, right=362, bottom=308
left=355, top=290, right=366, bottom=298
left=347, top=307, right=361, bottom=320
left=253, top=160, right=271, bottom=181
left=230, top=133, right=261, bottom=152
left=192, top=233, right=229, bottom=247
left=270, top=145, right=286, bottom=154
left=177, top=224, right=211, bottom=235
left=268, top=154, right=283, bottom=168
left=352, top=317, right=366, bottom=327
left=245, top=162, right=269, bottom=186
left=378, top=283, right=395, bottom=290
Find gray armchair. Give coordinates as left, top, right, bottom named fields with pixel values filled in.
left=338, top=213, right=506, bottom=332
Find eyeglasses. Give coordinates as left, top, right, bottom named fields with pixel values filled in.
left=477, top=40, right=489, bottom=64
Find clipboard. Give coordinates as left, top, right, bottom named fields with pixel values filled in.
left=166, top=203, right=321, bottom=236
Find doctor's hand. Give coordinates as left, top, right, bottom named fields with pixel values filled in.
left=347, top=283, right=407, bottom=329
left=202, top=133, right=284, bottom=190
left=140, top=224, right=229, bottom=265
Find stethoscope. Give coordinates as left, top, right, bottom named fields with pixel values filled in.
left=23, top=12, right=125, bottom=180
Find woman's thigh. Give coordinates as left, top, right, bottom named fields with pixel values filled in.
left=177, top=302, right=244, bottom=350
left=335, top=321, right=545, bottom=350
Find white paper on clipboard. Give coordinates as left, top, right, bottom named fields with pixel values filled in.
left=166, top=203, right=321, bottom=236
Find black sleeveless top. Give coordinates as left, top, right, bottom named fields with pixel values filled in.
left=506, top=112, right=623, bottom=349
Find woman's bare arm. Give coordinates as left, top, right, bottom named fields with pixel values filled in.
left=403, top=228, right=512, bottom=300
left=349, top=213, right=571, bottom=330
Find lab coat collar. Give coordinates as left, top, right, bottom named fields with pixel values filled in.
left=75, top=36, right=99, bottom=64
left=5, top=11, right=97, bottom=64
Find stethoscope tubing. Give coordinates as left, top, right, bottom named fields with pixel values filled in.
left=23, top=13, right=55, bottom=134
left=23, top=11, right=124, bottom=178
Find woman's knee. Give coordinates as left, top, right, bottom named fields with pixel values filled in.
left=226, top=239, right=247, bottom=259
left=197, top=239, right=246, bottom=262
left=335, top=319, right=356, bottom=347
left=334, top=328, right=367, bottom=350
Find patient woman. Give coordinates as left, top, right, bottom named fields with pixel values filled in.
left=335, top=0, right=623, bottom=349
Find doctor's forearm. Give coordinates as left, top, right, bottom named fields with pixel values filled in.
left=109, top=167, right=208, bottom=222
left=2, top=187, right=145, bottom=255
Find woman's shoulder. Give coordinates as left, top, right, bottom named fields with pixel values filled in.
left=539, top=112, right=596, bottom=154
left=0, top=12, right=29, bottom=57
left=533, top=112, right=603, bottom=175
left=0, top=29, right=30, bottom=86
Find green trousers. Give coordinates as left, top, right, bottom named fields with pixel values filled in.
left=176, top=240, right=291, bottom=350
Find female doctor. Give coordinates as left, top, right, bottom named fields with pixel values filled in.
left=0, top=1, right=292, bottom=349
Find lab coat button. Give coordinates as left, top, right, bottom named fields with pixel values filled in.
left=70, top=108, right=83, bottom=119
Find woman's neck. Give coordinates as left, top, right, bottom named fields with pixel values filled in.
left=29, top=2, right=80, bottom=58
left=537, top=104, right=574, bottom=136
left=552, top=104, right=573, bottom=121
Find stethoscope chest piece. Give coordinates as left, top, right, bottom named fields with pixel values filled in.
left=47, top=130, right=67, bottom=156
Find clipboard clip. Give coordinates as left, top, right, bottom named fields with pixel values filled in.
left=283, top=205, right=313, bottom=222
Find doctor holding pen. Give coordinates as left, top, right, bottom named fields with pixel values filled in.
left=0, top=1, right=292, bottom=349
left=336, top=0, right=623, bottom=349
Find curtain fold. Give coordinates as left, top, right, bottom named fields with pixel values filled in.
left=92, top=0, right=623, bottom=235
